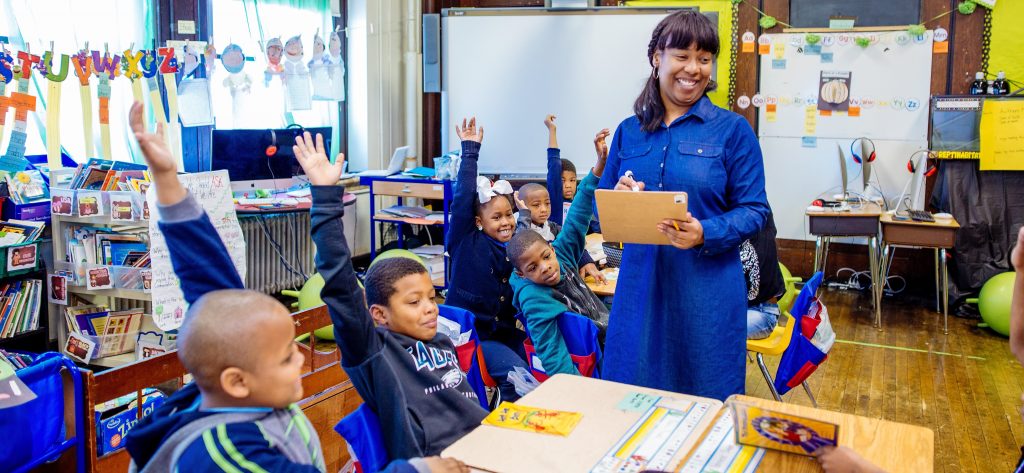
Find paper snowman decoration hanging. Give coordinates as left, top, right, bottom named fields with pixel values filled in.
left=309, top=32, right=329, bottom=68
left=284, top=35, right=306, bottom=75
left=221, top=44, right=252, bottom=96
left=264, top=37, right=284, bottom=85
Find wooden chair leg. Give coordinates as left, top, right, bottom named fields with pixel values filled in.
left=756, top=353, right=783, bottom=402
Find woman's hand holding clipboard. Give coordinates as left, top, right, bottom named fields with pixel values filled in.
left=598, top=168, right=703, bottom=249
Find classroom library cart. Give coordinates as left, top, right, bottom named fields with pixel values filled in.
left=49, top=212, right=157, bottom=370
left=360, top=175, right=453, bottom=289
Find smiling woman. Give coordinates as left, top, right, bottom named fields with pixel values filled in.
left=597, top=11, right=770, bottom=401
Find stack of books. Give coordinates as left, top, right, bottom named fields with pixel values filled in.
left=411, top=245, right=446, bottom=283
left=0, top=219, right=45, bottom=247
left=0, top=279, right=42, bottom=338
left=64, top=305, right=143, bottom=357
left=382, top=205, right=432, bottom=219
left=64, top=224, right=150, bottom=266
left=3, top=170, right=49, bottom=205
left=67, top=158, right=150, bottom=192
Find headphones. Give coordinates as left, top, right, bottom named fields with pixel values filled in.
left=265, top=129, right=278, bottom=157
left=850, top=137, right=876, bottom=164
left=907, top=150, right=937, bottom=177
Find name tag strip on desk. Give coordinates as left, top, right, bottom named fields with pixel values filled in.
left=677, top=410, right=765, bottom=473
left=591, top=397, right=712, bottom=473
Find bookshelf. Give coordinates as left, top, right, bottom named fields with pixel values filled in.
left=50, top=211, right=155, bottom=369
left=0, top=238, right=49, bottom=353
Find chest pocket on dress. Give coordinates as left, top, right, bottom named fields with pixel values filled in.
left=668, top=141, right=726, bottom=190
left=617, top=144, right=654, bottom=183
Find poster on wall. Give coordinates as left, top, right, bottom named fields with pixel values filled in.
left=147, top=170, right=246, bottom=330
left=818, top=71, right=852, bottom=112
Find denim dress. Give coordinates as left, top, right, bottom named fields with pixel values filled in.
left=597, top=96, right=769, bottom=400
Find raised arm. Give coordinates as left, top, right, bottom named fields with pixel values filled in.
left=447, top=118, right=485, bottom=244
left=294, top=133, right=381, bottom=366
left=131, top=101, right=243, bottom=304
left=554, top=173, right=599, bottom=266
left=545, top=115, right=564, bottom=226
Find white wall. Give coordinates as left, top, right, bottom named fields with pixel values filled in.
left=346, top=0, right=422, bottom=172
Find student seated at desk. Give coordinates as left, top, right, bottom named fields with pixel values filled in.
left=123, top=103, right=466, bottom=473
left=294, top=132, right=485, bottom=464
left=515, top=115, right=604, bottom=283
left=443, top=117, right=530, bottom=402
left=506, top=129, right=610, bottom=377
left=742, top=212, right=786, bottom=340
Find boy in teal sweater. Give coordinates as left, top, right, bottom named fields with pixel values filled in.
left=506, top=129, right=610, bottom=377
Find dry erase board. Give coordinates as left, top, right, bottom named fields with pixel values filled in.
left=442, top=8, right=719, bottom=176
left=756, top=31, right=934, bottom=241
left=757, top=31, right=934, bottom=141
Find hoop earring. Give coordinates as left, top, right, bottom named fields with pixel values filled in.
left=652, top=67, right=659, bottom=80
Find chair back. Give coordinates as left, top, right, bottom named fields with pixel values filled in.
left=437, top=304, right=489, bottom=408
left=518, top=311, right=603, bottom=381
left=334, top=404, right=388, bottom=473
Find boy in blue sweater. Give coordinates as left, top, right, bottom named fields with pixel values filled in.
left=514, top=115, right=603, bottom=284
left=122, top=102, right=464, bottom=473
left=506, top=129, right=611, bottom=378
left=293, top=132, right=487, bottom=461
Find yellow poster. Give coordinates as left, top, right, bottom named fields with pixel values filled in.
left=482, top=402, right=583, bottom=436
left=980, top=99, right=1024, bottom=171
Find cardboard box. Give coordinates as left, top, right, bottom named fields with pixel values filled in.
left=95, top=389, right=166, bottom=455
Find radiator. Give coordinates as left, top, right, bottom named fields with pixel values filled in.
left=239, top=213, right=315, bottom=294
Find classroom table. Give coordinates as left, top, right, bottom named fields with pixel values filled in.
left=442, top=375, right=934, bottom=473
left=805, top=202, right=883, bottom=328
left=878, top=212, right=960, bottom=333
left=584, top=268, right=617, bottom=297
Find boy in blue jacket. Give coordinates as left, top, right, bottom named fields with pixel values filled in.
left=122, top=102, right=465, bottom=473
left=506, top=129, right=611, bottom=378
left=294, top=132, right=488, bottom=460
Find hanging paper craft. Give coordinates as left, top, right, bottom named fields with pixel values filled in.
left=283, top=35, right=311, bottom=111
left=181, top=43, right=201, bottom=78
left=204, top=43, right=217, bottom=75
left=264, top=37, right=284, bottom=86
left=310, top=30, right=334, bottom=101
left=72, top=49, right=96, bottom=158
left=818, top=71, right=851, bottom=112
left=328, top=29, right=346, bottom=101
left=97, top=77, right=113, bottom=159
left=220, top=44, right=247, bottom=74
left=177, top=78, right=214, bottom=127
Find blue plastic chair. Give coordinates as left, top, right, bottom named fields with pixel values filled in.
left=437, top=304, right=489, bottom=409
left=335, top=404, right=388, bottom=473
left=517, top=311, right=603, bottom=381
left=0, top=352, right=86, bottom=473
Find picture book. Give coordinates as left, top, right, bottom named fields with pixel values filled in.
left=729, top=399, right=839, bottom=456
left=483, top=402, right=583, bottom=436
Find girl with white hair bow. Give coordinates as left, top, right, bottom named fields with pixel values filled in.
left=445, top=117, right=530, bottom=403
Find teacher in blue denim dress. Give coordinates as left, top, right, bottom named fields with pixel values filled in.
left=597, top=11, right=770, bottom=400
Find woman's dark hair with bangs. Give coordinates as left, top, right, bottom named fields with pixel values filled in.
left=633, top=10, right=720, bottom=132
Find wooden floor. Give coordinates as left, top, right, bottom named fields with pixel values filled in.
left=745, top=288, right=1023, bottom=473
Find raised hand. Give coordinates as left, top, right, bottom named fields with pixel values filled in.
left=129, top=101, right=185, bottom=205
left=593, top=128, right=611, bottom=177
left=513, top=190, right=528, bottom=210
left=292, top=131, right=344, bottom=186
left=544, top=114, right=557, bottom=130
left=129, top=101, right=175, bottom=176
left=455, top=117, right=484, bottom=143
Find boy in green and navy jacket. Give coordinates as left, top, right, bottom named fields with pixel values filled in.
left=506, top=129, right=611, bottom=377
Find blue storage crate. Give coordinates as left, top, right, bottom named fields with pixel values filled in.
left=0, top=352, right=86, bottom=473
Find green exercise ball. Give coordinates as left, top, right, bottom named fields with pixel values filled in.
left=287, top=273, right=363, bottom=341
left=369, top=249, right=425, bottom=269
left=970, top=272, right=1016, bottom=337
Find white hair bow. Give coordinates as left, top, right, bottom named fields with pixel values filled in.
left=476, top=176, right=513, bottom=204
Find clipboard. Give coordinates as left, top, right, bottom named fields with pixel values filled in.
left=595, top=189, right=688, bottom=245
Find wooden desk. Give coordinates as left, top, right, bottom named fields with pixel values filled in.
left=879, top=213, right=960, bottom=333
left=443, top=375, right=934, bottom=473
left=585, top=268, right=617, bottom=296
left=806, top=203, right=883, bottom=328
